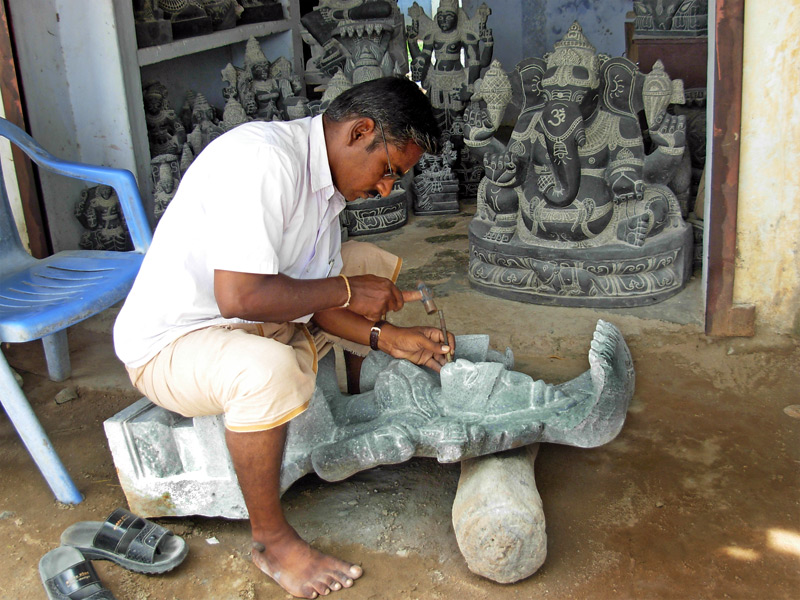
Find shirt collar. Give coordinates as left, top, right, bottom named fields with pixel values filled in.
left=309, top=114, right=333, bottom=194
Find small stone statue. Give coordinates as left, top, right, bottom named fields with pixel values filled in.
left=301, top=0, right=407, bottom=88
left=132, top=0, right=173, bottom=48
left=408, top=138, right=460, bottom=215
left=634, top=0, right=708, bottom=37
left=238, top=0, right=283, bottom=25
left=143, top=81, right=186, bottom=158
left=157, top=0, right=214, bottom=38
left=200, top=0, right=240, bottom=31
left=186, top=92, right=224, bottom=155
left=406, top=0, right=493, bottom=131
left=220, top=63, right=250, bottom=131
left=405, top=0, right=494, bottom=213
left=74, top=185, right=132, bottom=252
left=151, top=155, right=181, bottom=223
left=244, top=37, right=283, bottom=120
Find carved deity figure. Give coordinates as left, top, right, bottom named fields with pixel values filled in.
left=301, top=0, right=406, bottom=99
left=406, top=0, right=493, bottom=131
left=151, top=156, right=181, bottom=223
left=463, top=22, right=693, bottom=307
left=220, top=63, right=250, bottom=131
left=280, top=320, right=633, bottom=487
left=186, top=92, right=224, bottom=155
left=243, top=37, right=282, bottom=120
left=634, top=0, right=708, bottom=36
left=143, top=81, right=186, bottom=158
left=74, top=185, right=132, bottom=252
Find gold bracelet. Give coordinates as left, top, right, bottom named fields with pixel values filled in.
left=338, top=273, right=351, bottom=308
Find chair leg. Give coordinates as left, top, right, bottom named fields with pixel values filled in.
left=0, top=351, right=83, bottom=504
left=42, top=330, right=71, bottom=382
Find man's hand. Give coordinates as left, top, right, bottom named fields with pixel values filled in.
left=347, top=275, right=422, bottom=321
left=377, top=323, right=455, bottom=373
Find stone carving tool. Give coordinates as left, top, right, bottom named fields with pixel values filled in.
left=417, top=281, right=452, bottom=362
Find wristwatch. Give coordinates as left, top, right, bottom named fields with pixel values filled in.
left=370, top=320, right=388, bottom=351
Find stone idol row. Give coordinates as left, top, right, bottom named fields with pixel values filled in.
left=141, top=37, right=308, bottom=224
left=133, top=0, right=283, bottom=48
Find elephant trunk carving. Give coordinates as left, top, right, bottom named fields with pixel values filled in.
left=539, top=100, right=586, bottom=208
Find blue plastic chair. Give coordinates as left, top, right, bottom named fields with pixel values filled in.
left=0, top=117, right=151, bottom=504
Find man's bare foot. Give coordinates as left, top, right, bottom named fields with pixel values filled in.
left=251, top=530, right=363, bottom=598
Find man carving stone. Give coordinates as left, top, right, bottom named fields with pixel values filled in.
left=113, top=77, right=451, bottom=598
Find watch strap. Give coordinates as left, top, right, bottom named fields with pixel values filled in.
left=369, top=319, right=388, bottom=351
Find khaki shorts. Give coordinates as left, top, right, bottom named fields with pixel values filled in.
left=125, top=241, right=401, bottom=432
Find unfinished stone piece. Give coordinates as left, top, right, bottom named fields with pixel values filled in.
left=105, top=319, right=633, bottom=519
left=452, top=444, right=545, bottom=583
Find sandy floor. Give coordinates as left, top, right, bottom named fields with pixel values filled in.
left=2, top=210, right=799, bottom=599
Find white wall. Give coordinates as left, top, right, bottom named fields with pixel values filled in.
left=736, top=0, right=800, bottom=334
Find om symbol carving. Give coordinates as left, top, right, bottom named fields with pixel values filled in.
left=548, top=107, right=566, bottom=127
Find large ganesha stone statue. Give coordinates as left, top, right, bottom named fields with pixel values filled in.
left=463, top=22, right=693, bottom=308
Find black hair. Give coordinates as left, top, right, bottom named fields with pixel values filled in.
left=324, top=76, right=441, bottom=155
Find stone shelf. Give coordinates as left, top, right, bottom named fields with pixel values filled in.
left=138, top=19, right=292, bottom=66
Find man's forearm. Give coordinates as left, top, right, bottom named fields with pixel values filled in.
left=215, top=271, right=349, bottom=323
left=311, top=308, right=374, bottom=346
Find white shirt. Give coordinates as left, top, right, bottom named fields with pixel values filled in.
left=114, top=115, right=345, bottom=367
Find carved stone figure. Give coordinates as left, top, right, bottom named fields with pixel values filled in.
left=74, top=185, right=132, bottom=252
left=151, top=155, right=181, bottom=223
left=634, top=0, right=708, bottom=37
left=242, top=37, right=283, bottom=120
left=408, top=139, right=460, bottom=215
left=143, top=81, right=186, bottom=158
left=220, top=63, right=250, bottom=131
left=406, top=0, right=492, bottom=130
left=133, top=0, right=173, bottom=48
left=300, top=0, right=407, bottom=89
left=463, top=22, right=693, bottom=307
left=200, top=0, right=239, bottom=31
left=238, top=0, right=283, bottom=25
left=186, top=92, right=224, bottom=155
left=405, top=0, right=493, bottom=214
left=157, top=0, right=213, bottom=38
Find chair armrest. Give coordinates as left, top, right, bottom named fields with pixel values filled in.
left=0, top=117, right=152, bottom=253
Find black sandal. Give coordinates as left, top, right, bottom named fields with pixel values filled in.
left=39, top=546, right=116, bottom=600
left=60, top=508, right=188, bottom=574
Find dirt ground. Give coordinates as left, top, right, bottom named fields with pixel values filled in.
left=2, top=210, right=799, bottom=599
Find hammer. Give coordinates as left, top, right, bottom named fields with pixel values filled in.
left=416, top=281, right=453, bottom=362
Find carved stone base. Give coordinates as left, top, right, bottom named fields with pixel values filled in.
left=170, top=16, right=213, bottom=40
left=238, top=2, right=284, bottom=25
left=341, top=191, right=408, bottom=236
left=468, top=219, right=694, bottom=308
left=135, top=19, right=173, bottom=48
left=409, top=181, right=460, bottom=215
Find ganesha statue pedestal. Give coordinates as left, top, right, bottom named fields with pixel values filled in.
left=469, top=213, right=693, bottom=308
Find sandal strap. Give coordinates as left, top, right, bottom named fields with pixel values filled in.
left=47, top=559, right=114, bottom=600
left=92, top=508, right=172, bottom=565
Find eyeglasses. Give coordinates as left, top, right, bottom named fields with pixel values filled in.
left=378, top=121, right=403, bottom=183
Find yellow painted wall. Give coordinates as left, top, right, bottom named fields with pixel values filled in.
left=736, top=0, right=800, bottom=334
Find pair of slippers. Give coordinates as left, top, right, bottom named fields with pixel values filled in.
left=39, top=508, right=189, bottom=600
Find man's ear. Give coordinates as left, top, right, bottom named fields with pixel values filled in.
left=348, top=117, right=377, bottom=146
